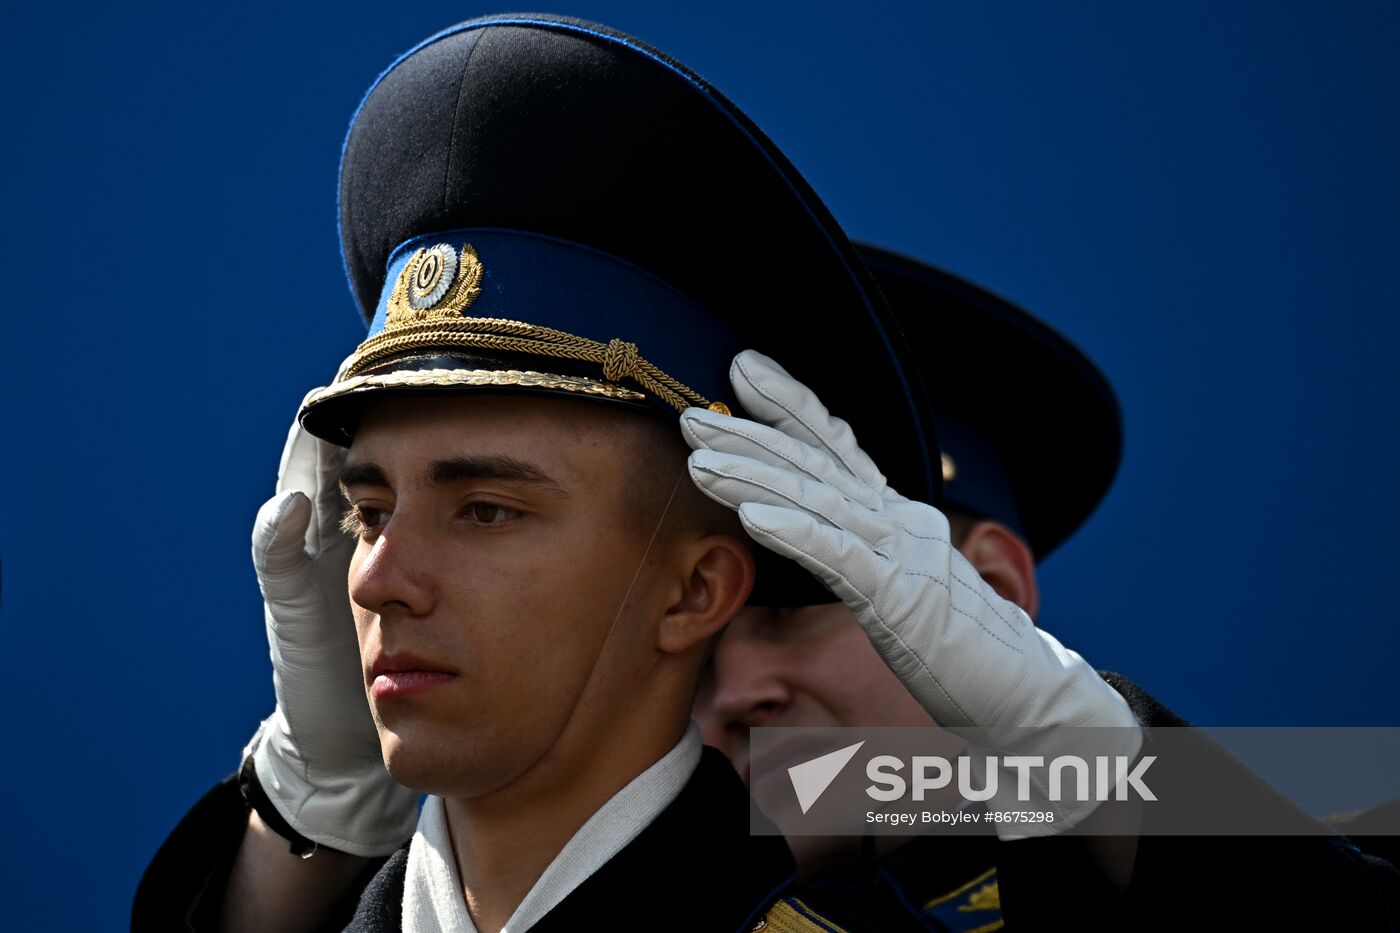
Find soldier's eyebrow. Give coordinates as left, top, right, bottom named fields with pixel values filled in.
left=340, top=461, right=390, bottom=490
left=427, top=456, right=569, bottom=497
left=338, top=456, right=569, bottom=497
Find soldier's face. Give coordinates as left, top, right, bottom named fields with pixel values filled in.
left=694, top=517, right=1036, bottom=786
left=693, top=604, right=938, bottom=869
left=340, top=393, right=677, bottom=798
left=694, top=603, right=936, bottom=788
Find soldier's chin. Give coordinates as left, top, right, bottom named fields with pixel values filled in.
left=377, top=723, right=528, bottom=799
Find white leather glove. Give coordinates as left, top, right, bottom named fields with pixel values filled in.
left=246, top=391, right=419, bottom=857
left=681, top=350, right=1142, bottom=836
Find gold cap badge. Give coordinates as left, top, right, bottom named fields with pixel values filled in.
left=387, top=242, right=484, bottom=324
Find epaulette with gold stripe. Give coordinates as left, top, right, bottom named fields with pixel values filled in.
left=750, top=896, right=850, bottom=933
left=922, top=867, right=1003, bottom=933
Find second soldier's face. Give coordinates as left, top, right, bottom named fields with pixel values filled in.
left=694, top=603, right=936, bottom=786
left=340, top=393, right=678, bottom=799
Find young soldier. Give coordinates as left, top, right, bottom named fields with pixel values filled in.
left=135, top=14, right=946, bottom=932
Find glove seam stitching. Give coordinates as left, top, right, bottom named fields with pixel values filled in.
left=735, top=355, right=865, bottom=481
left=901, top=570, right=1025, bottom=653
left=699, top=466, right=893, bottom=558
left=950, top=567, right=1026, bottom=636
left=696, top=416, right=882, bottom=510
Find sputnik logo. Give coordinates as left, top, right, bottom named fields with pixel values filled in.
left=788, top=741, right=865, bottom=814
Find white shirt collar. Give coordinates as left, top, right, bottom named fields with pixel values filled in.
left=403, top=721, right=704, bottom=933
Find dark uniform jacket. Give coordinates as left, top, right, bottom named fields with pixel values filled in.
left=134, top=746, right=812, bottom=932
left=134, top=677, right=1400, bottom=932
left=791, top=674, right=1400, bottom=931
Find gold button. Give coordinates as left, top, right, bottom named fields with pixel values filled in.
left=708, top=401, right=732, bottom=416
left=941, top=452, right=957, bottom=483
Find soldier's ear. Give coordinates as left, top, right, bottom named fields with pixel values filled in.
left=656, top=535, right=755, bottom=655
left=957, top=519, right=1040, bottom=620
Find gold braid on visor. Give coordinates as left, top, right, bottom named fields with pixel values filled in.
left=340, top=317, right=721, bottom=414
left=308, top=244, right=732, bottom=416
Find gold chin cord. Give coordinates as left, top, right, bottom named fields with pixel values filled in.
left=600, top=468, right=688, bottom=645
left=555, top=467, right=687, bottom=734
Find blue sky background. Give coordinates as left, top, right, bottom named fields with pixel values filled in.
left=3, top=2, right=1398, bottom=928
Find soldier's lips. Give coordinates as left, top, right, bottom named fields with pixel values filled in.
left=369, top=652, right=458, bottom=699
left=371, top=670, right=457, bottom=699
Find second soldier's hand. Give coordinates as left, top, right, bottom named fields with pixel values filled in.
left=680, top=349, right=1142, bottom=837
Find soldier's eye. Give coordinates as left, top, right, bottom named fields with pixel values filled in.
left=340, top=505, right=389, bottom=537
left=466, top=502, right=521, bottom=526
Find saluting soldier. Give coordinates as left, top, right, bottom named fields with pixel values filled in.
left=693, top=245, right=1400, bottom=929
left=135, top=13, right=947, bottom=932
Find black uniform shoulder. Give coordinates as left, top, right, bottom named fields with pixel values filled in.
left=132, top=772, right=388, bottom=933
left=530, top=746, right=797, bottom=932
left=132, top=772, right=248, bottom=932
left=344, top=848, right=408, bottom=933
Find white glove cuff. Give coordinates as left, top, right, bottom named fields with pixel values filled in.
left=247, top=712, right=421, bottom=858
left=870, top=541, right=1144, bottom=838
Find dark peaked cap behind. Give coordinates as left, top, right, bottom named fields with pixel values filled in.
left=335, top=13, right=943, bottom=514
left=861, top=245, right=1123, bottom=560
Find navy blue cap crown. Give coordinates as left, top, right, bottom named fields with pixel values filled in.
left=305, top=14, right=948, bottom=604
left=860, top=244, right=1122, bottom=559
left=321, top=13, right=942, bottom=508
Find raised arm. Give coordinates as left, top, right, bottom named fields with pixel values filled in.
left=134, top=396, right=419, bottom=931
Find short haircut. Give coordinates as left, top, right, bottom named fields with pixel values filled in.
left=535, top=397, right=743, bottom=544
